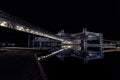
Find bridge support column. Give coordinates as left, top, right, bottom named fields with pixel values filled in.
left=28, top=34, right=30, bottom=48
left=100, top=33, right=104, bottom=58
left=32, top=35, right=35, bottom=48
left=39, top=42, right=42, bottom=48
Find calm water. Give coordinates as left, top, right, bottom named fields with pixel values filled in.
left=0, top=51, right=118, bottom=80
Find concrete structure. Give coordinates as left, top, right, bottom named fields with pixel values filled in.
left=0, top=10, right=120, bottom=63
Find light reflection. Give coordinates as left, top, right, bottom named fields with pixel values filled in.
left=38, top=47, right=69, bottom=60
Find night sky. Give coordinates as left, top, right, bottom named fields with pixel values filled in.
left=0, top=0, right=119, bottom=40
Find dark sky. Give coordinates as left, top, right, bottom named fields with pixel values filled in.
left=0, top=0, right=119, bottom=40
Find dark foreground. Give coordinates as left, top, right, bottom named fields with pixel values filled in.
left=0, top=50, right=119, bottom=80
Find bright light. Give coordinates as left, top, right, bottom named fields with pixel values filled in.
left=38, top=57, right=40, bottom=60
left=30, top=30, right=34, bottom=33
left=67, top=46, right=72, bottom=48
left=12, top=25, right=65, bottom=41
left=26, top=28, right=30, bottom=32
left=89, top=53, right=93, bottom=56
left=62, top=41, right=72, bottom=44
left=15, top=26, right=25, bottom=31
left=35, top=31, right=39, bottom=34
left=62, top=45, right=72, bottom=48
left=88, top=35, right=93, bottom=38
left=0, top=21, right=8, bottom=27
left=67, top=41, right=72, bottom=44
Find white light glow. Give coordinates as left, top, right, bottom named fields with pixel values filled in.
left=0, top=21, right=8, bottom=27
left=67, top=46, right=72, bottom=48
left=15, top=26, right=25, bottom=31
left=38, top=48, right=69, bottom=60
left=88, top=35, right=93, bottom=38
left=0, top=21, right=66, bottom=42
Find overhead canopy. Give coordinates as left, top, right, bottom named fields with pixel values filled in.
left=0, top=10, right=64, bottom=41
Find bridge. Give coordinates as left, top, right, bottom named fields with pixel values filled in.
left=0, top=10, right=120, bottom=80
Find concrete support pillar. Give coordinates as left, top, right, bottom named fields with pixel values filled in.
left=32, top=35, right=35, bottom=48
left=28, top=34, right=30, bottom=48
left=100, top=33, right=104, bottom=58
